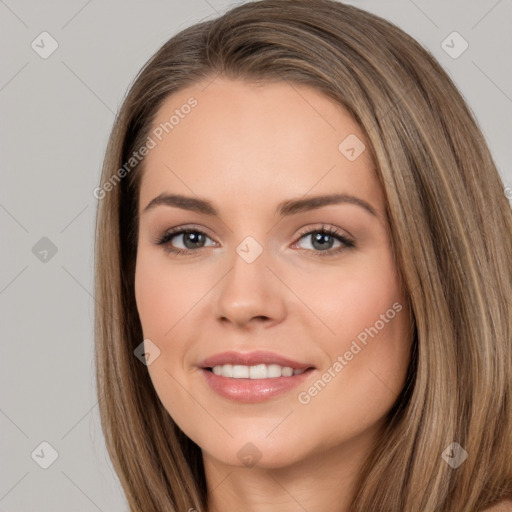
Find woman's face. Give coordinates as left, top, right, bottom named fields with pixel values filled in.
left=134, top=77, right=412, bottom=470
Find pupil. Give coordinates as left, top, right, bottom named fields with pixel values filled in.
left=312, top=233, right=333, bottom=251
left=184, top=232, right=204, bottom=249
left=181, top=232, right=334, bottom=251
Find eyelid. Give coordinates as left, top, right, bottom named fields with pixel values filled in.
left=153, top=223, right=217, bottom=245
left=292, top=224, right=355, bottom=255
left=155, top=223, right=355, bottom=256
left=294, top=223, right=354, bottom=243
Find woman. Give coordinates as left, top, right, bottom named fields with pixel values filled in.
left=93, top=1, right=512, bottom=510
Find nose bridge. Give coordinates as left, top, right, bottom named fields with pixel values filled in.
left=213, top=233, right=286, bottom=326
left=225, top=234, right=272, bottom=302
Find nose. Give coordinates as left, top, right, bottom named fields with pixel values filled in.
left=212, top=244, right=287, bottom=330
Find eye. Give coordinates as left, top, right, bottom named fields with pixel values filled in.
left=293, top=224, right=355, bottom=257
left=155, top=226, right=216, bottom=255
left=154, top=224, right=355, bottom=257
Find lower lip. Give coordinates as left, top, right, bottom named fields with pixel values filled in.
left=200, top=368, right=315, bottom=403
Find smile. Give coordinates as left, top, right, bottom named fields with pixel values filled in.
left=209, top=363, right=307, bottom=378
left=198, top=351, right=316, bottom=403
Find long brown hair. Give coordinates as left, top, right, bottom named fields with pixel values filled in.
left=94, top=1, right=512, bottom=510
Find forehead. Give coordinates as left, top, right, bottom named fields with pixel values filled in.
left=139, top=77, right=383, bottom=216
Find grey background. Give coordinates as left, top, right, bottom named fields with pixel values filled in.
left=0, top=0, right=510, bottom=510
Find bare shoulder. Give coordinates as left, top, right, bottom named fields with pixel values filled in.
left=482, top=499, right=512, bottom=511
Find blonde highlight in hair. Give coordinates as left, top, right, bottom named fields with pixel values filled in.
left=94, top=1, right=512, bottom=510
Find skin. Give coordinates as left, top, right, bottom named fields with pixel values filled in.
left=134, top=77, right=412, bottom=512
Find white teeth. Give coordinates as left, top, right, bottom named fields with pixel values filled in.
left=232, top=365, right=249, bottom=378
left=213, top=364, right=232, bottom=377
left=267, top=364, right=283, bottom=378
left=210, top=363, right=307, bottom=379
left=249, top=364, right=268, bottom=379
left=282, top=366, right=293, bottom=377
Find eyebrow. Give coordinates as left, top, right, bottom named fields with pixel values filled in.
left=142, top=192, right=377, bottom=218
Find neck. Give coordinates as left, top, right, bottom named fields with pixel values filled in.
left=203, top=430, right=378, bottom=512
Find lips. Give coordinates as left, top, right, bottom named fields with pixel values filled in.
left=198, top=350, right=316, bottom=403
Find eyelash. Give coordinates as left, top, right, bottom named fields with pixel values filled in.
left=155, top=224, right=356, bottom=258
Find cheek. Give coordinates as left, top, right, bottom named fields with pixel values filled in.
left=304, top=298, right=410, bottom=439
left=134, top=250, right=211, bottom=388
left=134, top=254, right=200, bottom=426
left=329, top=273, right=406, bottom=347
left=294, top=255, right=411, bottom=430
left=134, top=250, right=205, bottom=339
left=291, top=248, right=406, bottom=350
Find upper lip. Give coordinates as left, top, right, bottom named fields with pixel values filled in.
left=198, top=350, right=314, bottom=370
